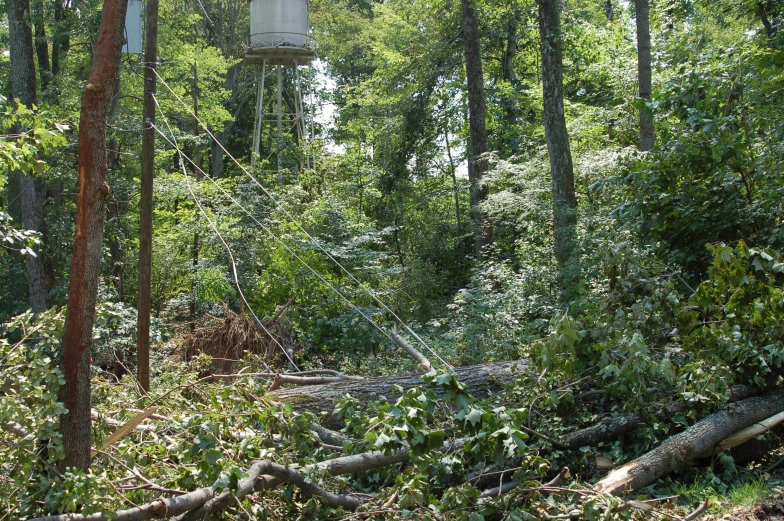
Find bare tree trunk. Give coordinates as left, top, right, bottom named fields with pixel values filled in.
left=461, top=0, right=492, bottom=258
left=210, top=128, right=225, bottom=178
left=538, top=0, right=580, bottom=303
left=8, top=0, right=52, bottom=314
left=58, top=0, right=128, bottom=471
left=443, top=123, right=462, bottom=236
left=605, top=0, right=614, bottom=21
left=635, top=0, right=654, bottom=151
left=502, top=5, right=520, bottom=125
left=51, top=0, right=68, bottom=77
left=137, top=0, right=159, bottom=394
left=32, top=0, right=52, bottom=90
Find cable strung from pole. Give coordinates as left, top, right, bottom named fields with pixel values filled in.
left=152, top=69, right=452, bottom=370
left=149, top=111, right=408, bottom=362
left=151, top=95, right=299, bottom=372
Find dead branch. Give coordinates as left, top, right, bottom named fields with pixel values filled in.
left=480, top=467, right=570, bottom=499
left=0, top=422, right=28, bottom=438
left=268, top=372, right=364, bottom=392
left=28, top=446, right=413, bottom=521
left=594, top=388, right=784, bottom=495
left=390, top=328, right=432, bottom=371
left=91, top=408, right=158, bottom=458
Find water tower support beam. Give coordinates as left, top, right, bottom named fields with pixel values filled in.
left=251, top=59, right=267, bottom=167
left=294, top=60, right=305, bottom=172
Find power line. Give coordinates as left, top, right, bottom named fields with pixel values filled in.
left=152, top=69, right=453, bottom=370
left=149, top=111, right=405, bottom=361
left=151, top=95, right=299, bottom=371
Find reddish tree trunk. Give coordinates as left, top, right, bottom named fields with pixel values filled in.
left=58, top=0, right=128, bottom=471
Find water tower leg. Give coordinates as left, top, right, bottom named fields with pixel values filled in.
left=310, top=81, right=316, bottom=171
left=251, top=60, right=266, bottom=168
left=293, top=61, right=307, bottom=172
left=277, top=64, right=283, bottom=184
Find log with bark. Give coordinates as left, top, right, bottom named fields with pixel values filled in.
left=594, top=387, right=784, bottom=495
left=563, top=384, right=757, bottom=449
left=268, top=359, right=529, bottom=419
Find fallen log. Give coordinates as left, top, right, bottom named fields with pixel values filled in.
left=268, top=359, right=528, bottom=418
left=594, top=387, right=784, bottom=495
left=563, top=384, right=757, bottom=449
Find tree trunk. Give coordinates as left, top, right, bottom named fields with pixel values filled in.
left=595, top=388, right=784, bottom=495
left=270, top=360, right=528, bottom=420
left=210, top=128, right=225, bottom=178
left=563, top=385, right=758, bottom=449
left=538, top=0, right=580, bottom=303
left=137, top=0, right=159, bottom=394
left=32, top=0, right=51, bottom=90
left=635, top=0, right=654, bottom=151
left=8, top=0, right=52, bottom=314
left=502, top=6, right=520, bottom=125
left=461, top=0, right=492, bottom=258
left=58, top=0, right=128, bottom=471
left=605, top=0, right=614, bottom=21
left=51, top=0, right=68, bottom=77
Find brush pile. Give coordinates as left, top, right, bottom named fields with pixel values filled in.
left=178, top=310, right=296, bottom=373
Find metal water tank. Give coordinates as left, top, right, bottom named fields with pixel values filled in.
left=249, top=0, right=310, bottom=49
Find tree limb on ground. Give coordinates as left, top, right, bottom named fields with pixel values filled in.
left=28, top=446, right=412, bottom=521
left=594, top=387, right=784, bottom=495
left=268, top=371, right=364, bottom=392
left=563, top=384, right=757, bottom=449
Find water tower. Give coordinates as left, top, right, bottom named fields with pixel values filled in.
left=245, top=0, right=316, bottom=180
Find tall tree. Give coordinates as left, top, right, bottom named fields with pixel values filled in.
left=501, top=2, right=521, bottom=125
left=137, top=0, right=160, bottom=394
left=32, top=0, right=52, bottom=90
left=636, top=0, right=654, bottom=151
left=537, top=0, right=579, bottom=302
left=8, top=0, right=52, bottom=314
left=59, top=0, right=129, bottom=470
left=461, top=0, right=492, bottom=257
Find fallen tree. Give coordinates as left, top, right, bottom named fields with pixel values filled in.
left=595, top=387, right=784, bottom=495
left=268, top=359, right=528, bottom=417
left=563, top=384, right=758, bottom=449
left=28, top=447, right=413, bottom=521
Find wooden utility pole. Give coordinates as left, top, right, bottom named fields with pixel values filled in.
left=461, top=0, right=492, bottom=258
left=635, top=0, right=654, bottom=151
left=190, top=61, right=200, bottom=330
left=59, top=0, right=128, bottom=471
left=137, top=0, right=160, bottom=394
left=538, top=0, right=580, bottom=303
